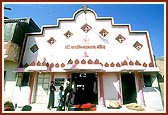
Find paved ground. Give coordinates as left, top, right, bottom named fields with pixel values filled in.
left=11, top=104, right=164, bottom=113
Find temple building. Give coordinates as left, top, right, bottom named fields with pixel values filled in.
left=5, top=6, right=163, bottom=111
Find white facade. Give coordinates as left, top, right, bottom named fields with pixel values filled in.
left=22, top=11, right=155, bottom=70
left=12, top=7, right=163, bottom=111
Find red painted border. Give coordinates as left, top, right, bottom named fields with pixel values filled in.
left=29, top=72, right=36, bottom=104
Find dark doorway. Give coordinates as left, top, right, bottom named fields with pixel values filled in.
left=121, top=72, right=137, bottom=104
left=71, top=73, right=98, bottom=105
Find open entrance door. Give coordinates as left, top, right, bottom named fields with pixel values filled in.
left=71, top=73, right=98, bottom=105
left=121, top=72, right=137, bottom=105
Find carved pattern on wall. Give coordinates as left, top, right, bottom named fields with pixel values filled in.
left=133, top=41, right=143, bottom=50
left=99, top=29, right=109, bottom=37
left=64, top=30, right=73, bottom=39
left=81, top=23, right=92, bottom=33
left=47, top=37, right=56, bottom=45
left=115, top=34, right=126, bottom=43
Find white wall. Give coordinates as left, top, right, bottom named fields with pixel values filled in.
left=103, top=73, right=118, bottom=100
left=22, top=9, right=153, bottom=70
left=143, top=87, right=163, bottom=110
left=4, top=61, right=18, bottom=102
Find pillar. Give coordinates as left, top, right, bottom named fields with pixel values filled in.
left=116, top=72, right=122, bottom=105
left=29, top=72, right=36, bottom=104
left=99, top=72, right=105, bottom=106
left=136, top=72, right=145, bottom=106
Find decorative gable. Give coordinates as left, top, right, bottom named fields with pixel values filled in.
left=22, top=6, right=157, bottom=73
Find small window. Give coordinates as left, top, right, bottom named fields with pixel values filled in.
left=143, top=74, right=152, bottom=87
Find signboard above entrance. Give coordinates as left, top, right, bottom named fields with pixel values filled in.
left=65, top=44, right=105, bottom=49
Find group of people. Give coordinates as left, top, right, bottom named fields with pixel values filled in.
left=47, top=81, right=72, bottom=111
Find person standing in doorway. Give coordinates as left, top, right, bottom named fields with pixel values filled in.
left=64, top=88, right=72, bottom=111
left=57, top=85, right=64, bottom=111
left=47, top=81, right=56, bottom=110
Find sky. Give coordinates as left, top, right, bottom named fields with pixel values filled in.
left=3, top=3, right=165, bottom=59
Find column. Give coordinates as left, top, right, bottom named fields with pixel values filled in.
left=136, top=72, right=145, bottom=106
left=116, top=72, right=122, bottom=105
left=29, top=72, right=36, bottom=104
left=99, top=72, right=105, bottom=106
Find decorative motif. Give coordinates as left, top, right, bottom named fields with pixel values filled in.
left=88, top=59, right=93, bottom=64
left=143, top=62, right=147, bottom=67
left=115, top=34, right=126, bottom=43
left=81, top=59, right=86, bottom=64
left=30, top=61, right=36, bottom=66
left=129, top=60, right=134, bottom=65
left=133, top=41, right=143, bottom=50
left=30, top=44, right=39, bottom=53
left=104, top=62, right=109, bottom=67
left=116, top=62, right=121, bottom=67
left=94, top=59, right=99, bottom=64
left=55, top=63, right=59, bottom=68
left=110, top=62, right=115, bottom=67
left=83, top=51, right=89, bottom=57
left=81, top=23, right=92, bottom=33
left=75, top=59, right=79, bottom=64
left=99, top=29, right=109, bottom=37
left=68, top=59, right=73, bottom=64
left=24, top=63, right=29, bottom=68
left=121, top=60, right=128, bottom=66
left=50, top=63, right=54, bottom=68
left=37, top=61, right=41, bottom=66
left=82, top=5, right=88, bottom=14
left=47, top=37, right=56, bottom=45
left=135, top=60, right=141, bottom=66
left=64, top=30, right=73, bottom=39
left=149, top=62, right=154, bottom=67
left=42, top=61, right=46, bottom=66
left=61, top=63, right=65, bottom=68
